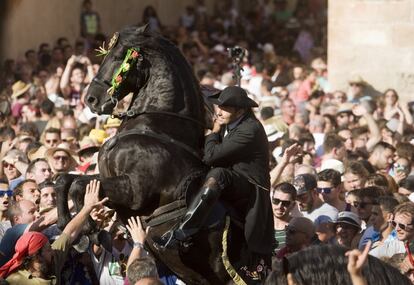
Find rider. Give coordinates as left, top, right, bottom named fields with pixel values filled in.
left=156, top=86, right=273, bottom=257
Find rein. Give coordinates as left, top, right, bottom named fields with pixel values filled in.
left=114, top=109, right=205, bottom=128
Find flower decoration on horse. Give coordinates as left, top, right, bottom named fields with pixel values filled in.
left=107, top=48, right=142, bottom=97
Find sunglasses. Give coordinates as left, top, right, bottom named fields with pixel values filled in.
left=53, top=155, right=69, bottom=161
left=272, top=198, right=292, bottom=207
left=337, top=113, right=350, bottom=118
left=391, top=220, right=414, bottom=231
left=2, top=162, right=15, bottom=168
left=316, top=187, right=332, bottom=194
left=0, top=190, right=12, bottom=197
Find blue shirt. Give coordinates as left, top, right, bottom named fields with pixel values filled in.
left=358, top=226, right=380, bottom=251
left=0, top=224, right=28, bottom=266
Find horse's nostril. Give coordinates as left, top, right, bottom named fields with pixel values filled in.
left=87, top=95, right=98, bottom=105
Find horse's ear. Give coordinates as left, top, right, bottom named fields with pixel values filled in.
left=136, top=24, right=150, bottom=34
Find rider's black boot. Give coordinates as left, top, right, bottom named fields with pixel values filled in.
left=153, top=178, right=221, bottom=250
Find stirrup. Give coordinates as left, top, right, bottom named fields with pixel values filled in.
left=153, top=230, right=192, bottom=251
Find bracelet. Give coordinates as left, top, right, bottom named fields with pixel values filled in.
left=133, top=241, right=144, bottom=249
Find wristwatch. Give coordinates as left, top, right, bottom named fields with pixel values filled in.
left=133, top=241, right=144, bottom=249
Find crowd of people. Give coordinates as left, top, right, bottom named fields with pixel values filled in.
left=0, top=0, right=413, bottom=284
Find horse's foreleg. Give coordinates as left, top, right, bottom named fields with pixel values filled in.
left=55, top=174, right=78, bottom=230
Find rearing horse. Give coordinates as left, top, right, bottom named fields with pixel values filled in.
left=55, top=25, right=256, bottom=285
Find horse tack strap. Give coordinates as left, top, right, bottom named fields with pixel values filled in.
left=116, top=109, right=205, bottom=129
left=142, top=200, right=187, bottom=227
left=113, top=129, right=202, bottom=160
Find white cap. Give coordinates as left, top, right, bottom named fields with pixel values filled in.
left=320, top=159, right=345, bottom=175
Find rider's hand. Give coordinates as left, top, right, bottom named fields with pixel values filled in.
left=126, top=216, right=147, bottom=244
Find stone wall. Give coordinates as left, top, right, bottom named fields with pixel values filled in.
left=328, top=0, right=414, bottom=102
left=0, top=0, right=212, bottom=60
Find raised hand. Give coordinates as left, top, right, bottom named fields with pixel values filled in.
left=281, top=143, right=302, bottom=165
left=352, top=104, right=367, bottom=117
left=84, top=179, right=108, bottom=210
left=345, top=240, right=371, bottom=276
left=126, top=216, right=147, bottom=244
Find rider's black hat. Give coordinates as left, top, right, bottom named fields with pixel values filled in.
left=208, top=86, right=258, bottom=108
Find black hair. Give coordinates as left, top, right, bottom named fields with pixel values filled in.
left=25, top=49, right=36, bottom=58
left=318, top=169, right=341, bottom=187
left=260, top=107, right=274, bottom=121
left=359, top=186, right=384, bottom=203
left=273, top=182, right=297, bottom=201
left=399, top=176, right=414, bottom=192
left=38, top=179, right=55, bottom=191
left=266, top=244, right=411, bottom=285
left=377, top=196, right=399, bottom=213
left=0, top=126, right=16, bottom=140
left=40, top=99, right=55, bottom=115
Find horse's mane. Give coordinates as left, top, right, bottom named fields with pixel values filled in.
left=118, top=26, right=204, bottom=124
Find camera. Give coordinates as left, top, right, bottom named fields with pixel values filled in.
left=228, top=46, right=245, bottom=62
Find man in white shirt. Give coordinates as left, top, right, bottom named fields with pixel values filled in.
left=370, top=202, right=414, bottom=259
left=293, top=174, right=338, bottom=224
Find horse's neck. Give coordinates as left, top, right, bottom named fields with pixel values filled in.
left=132, top=58, right=202, bottom=120
left=121, top=112, right=204, bottom=152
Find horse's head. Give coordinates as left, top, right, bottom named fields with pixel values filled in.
left=86, top=25, right=203, bottom=120
left=86, top=25, right=150, bottom=115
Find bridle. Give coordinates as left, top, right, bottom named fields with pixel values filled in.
left=93, top=45, right=207, bottom=159
left=93, top=47, right=205, bottom=128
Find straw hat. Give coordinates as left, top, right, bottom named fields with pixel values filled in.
left=103, top=117, right=122, bottom=129
left=337, top=102, right=354, bottom=115
left=27, top=145, right=48, bottom=161
left=45, top=143, right=79, bottom=167
left=77, top=136, right=100, bottom=157
left=11, top=81, right=32, bottom=99
left=262, top=116, right=288, bottom=142
left=17, top=132, right=36, bottom=143
left=348, top=75, right=367, bottom=86
left=2, top=149, right=29, bottom=174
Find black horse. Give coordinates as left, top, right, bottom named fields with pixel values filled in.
left=56, top=25, right=254, bottom=285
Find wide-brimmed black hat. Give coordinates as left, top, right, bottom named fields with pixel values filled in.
left=208, top=86, right=258, bottom=108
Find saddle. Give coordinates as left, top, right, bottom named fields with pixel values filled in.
left=141, top=169, right=244, bottom=231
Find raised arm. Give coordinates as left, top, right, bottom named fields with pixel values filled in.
left=60, top=55, right=76, bottom=97
left=126, top=216, right=147, bottom=269
left=345, top=240, right=371, bottom=285
left=270, top=143, right=301, bottom=187
left=353, top=104, right=380, bottom=152
left=63, top=179, right=108, bottom=244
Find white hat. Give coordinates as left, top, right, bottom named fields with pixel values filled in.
left=320, top=159, right=345, bottom=175
left=262, top=116, right=288, bottom=142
